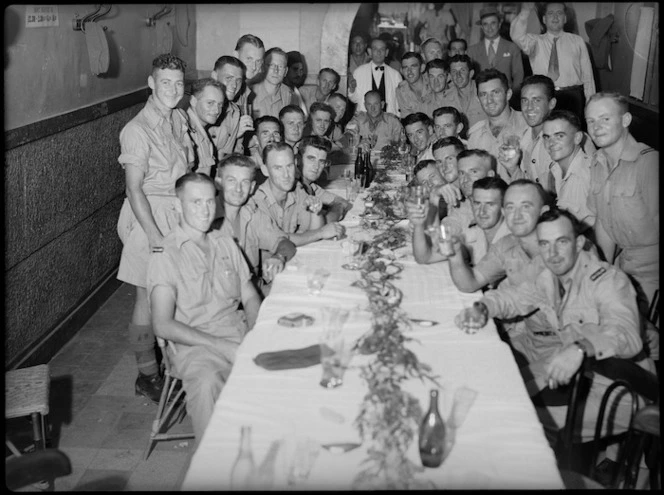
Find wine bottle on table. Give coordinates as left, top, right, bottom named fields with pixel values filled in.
left=363, top=149, right=374, bottom=188
left=354, top=137, right=364, bottom=180
left=230, top=425, right=256, bottom=489
left=419, top=389, right=446, bottom=468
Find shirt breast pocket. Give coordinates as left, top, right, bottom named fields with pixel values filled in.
left=565, top=306, right=600, bottom=327
left=179, top=268, right=213, bottom=311
left=218, top=261, right=242, bottom=302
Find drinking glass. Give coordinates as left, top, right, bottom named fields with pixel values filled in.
left=286, top=436, right=320, bottom=485
left=346, top=178, right=359, bottom=202
left=439, top=223, right=457, bottom=257
left=501, top=134, right=520, bottom=160
left=306, top=268, right=330, bottom=295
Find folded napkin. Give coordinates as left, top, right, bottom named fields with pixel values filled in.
left=254, top=344, right=321, bottom=370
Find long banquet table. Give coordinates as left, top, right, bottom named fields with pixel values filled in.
left=181, top=168, right=564, bottom=490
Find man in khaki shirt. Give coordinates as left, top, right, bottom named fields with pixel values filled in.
left=214, top=154, right=296, bottom=295
left=186, top=78, right=225, bottom=177
left=344, top=91, right=403, bottom=152
left=251, top=47, right=295, bottom=119
left=585, top=93, right=659, bottom=352
left=395, top=52, right=432, bottom=118
left=456, top=208, right=652, bottom=444
left=442, top=54, right=485, bottom=130
left=148, top=172, right=261, bottom=443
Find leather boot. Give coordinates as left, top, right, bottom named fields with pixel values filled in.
left=135, top=372, right=164, bottom=404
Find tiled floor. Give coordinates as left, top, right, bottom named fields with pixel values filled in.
left=7, top=283, right=195, bottom=491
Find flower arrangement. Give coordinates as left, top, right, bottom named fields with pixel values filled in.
left=350, top=182, right=440, bottom=490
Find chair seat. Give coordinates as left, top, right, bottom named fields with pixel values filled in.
left=5, top=365, right=50, bottom=419
left=631, top=405, right=659, bottom=437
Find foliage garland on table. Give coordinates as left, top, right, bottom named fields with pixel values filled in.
left=350, top=170, right=440, bottom=490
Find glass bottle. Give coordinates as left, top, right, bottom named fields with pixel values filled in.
left=363, top=149, right=374, bottom=188
left=419, top=389, right=446, bottom=468
left=254, top=439, right=282, bottom=489
left=354, top=136, right=364, bottom=180
left=231, top=425, right=256, bottom=489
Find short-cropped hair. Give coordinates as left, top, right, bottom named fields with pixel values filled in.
left=328, top=92, right=348, bottom=104
left=213, top=55, right=246, bottom=74
left=521, top=74, right=555, bottom=101
left=152, top=54, right=186, bottom=76
left=413, top=159, right=437, bottom=177
left=402, top=112, right=432, bottom=129
left=447, top=54, right=473, bottom=71
left=507, top=178, right=551, bottom=205
left=476, top=68, right=509, bottom=92
left=265, top=47, right=288, bottom=66
left=235, top=34, right=264, bottom=51
left=218, top=153, right=256, bottom=179
left=421, top=37, right=443, bottom=51
left=319, top=67, right=340, bottom=84
left=191, top=78, right=225, bottom=98
left=299, top=135, right=332, bottom=155
left=432, top=136, right=466, bottom=153
left=309, top=101, right=335, bottom=118
left=425, top=58, right=449, bottom=74
left=255, top=115, right=282, bottom=132
left=472, top=176, right=508, bottom=198
left=175, top=172, right=215, bottom=196
left=279, top=105, right=305, bottom=120
left=586, top=91, right=629, bottom=115
left=537, top=206, right=582, bottom=236
left=263, top=141, right=293, bottom=165
left=433, top=106, right=462, bottom=124
left=401, top=51, right=424, bottom=65
left=543, top=109, right=582, bottom=132
left=449, top=38, right=467, bottom=51
left=457, top=149, right=497, bottom=173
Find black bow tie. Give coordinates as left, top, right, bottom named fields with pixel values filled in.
left=375, top=66, right=384, bottom=71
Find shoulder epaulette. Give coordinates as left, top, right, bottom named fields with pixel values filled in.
left=151, top=247, right=164, bottom=253
left=589, top=267, right=607, bottom=281
left=640, top=147, right=656, bottom=155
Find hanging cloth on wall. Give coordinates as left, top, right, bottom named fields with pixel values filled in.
left=585, top=14, right=615, bottom=71
left=85, top=22, right=110, bottom=76
left=630, top=6, right=655, bottom=100
left=156, top=20, right=174, bottom=54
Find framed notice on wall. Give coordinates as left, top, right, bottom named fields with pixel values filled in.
left=25, top=6, right=59, bottom=28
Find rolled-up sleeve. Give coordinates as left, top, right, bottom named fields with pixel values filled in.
left=119, top=122, right=150, bottom=173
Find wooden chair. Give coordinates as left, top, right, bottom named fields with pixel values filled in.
left=144, top=338, right=194, bottom=460
left=558, top=356, right=659, bottom=487
left=6, top=364, right=50, bottom=453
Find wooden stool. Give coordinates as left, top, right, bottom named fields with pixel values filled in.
left=6, top=364, right=50, bottom=453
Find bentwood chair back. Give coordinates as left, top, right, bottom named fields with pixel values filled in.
left=559, top=356, right=659, bottom=485
left=144, top=337, right=194, bottom=460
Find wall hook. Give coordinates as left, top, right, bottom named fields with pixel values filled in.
left=73, top=4, right=112, bottom=32
left=146, top=5, right=173, bottom=27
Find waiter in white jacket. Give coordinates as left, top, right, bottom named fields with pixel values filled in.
left=348, top=37, right=403, bottom=116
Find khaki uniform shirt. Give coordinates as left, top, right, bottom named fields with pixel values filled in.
left=345, top=111, right=403, bottom=152
left=422, top=90, right=456, bottom=119
left=186, top=107, right=216, bottom=173
left=550, top=149, right=596, bottom=229
left=118, top=95, right=194, bottom=196
left=249, top=181, right=312, bottom=234
left=396, top=79, right=433, bottom=119
left=211, top=101, right=244, bottom=158
left=587, top=134, right=659, bottom=300
left=146, top=224, right=251, bottom=344
left=467, top=109, right=529, bottom=182
left=218, top=203, right=287, bottom=278
left=305, top=182, right=339, bottom=206
left=463, top=218, right=512, bottom=266
left=441, top=81, right=485, bottom=130
left=481, top=250, right=643, bottom=364
left=251, top=82, right=295, bottom=119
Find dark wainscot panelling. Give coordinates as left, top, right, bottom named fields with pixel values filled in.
left=5, top=91, right=148, bottom=369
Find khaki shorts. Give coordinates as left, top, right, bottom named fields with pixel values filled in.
left=117, top=196, right=180, bottom=287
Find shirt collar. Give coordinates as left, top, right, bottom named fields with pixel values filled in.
left=144, top=95, right=173, bottom=130
left=558, top=249, right=590, bottom=288
left=172, top=223, right=194, bottom=249
left=186, top=107, right=208, bottom=136
left=370, top=61, right=385, bottom=71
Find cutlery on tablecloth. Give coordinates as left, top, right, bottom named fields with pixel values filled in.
left=409, top=318, right=439, bottom=327
left=320, top=442, right=362, bottom=454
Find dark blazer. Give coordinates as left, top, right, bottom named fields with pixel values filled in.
left=467, top=37, right=524, bottom=91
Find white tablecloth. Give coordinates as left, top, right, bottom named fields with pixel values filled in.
left=181, top=182, right=564, bottom=490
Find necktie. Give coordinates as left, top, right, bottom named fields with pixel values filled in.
left=545, top=161, right=558, bottom=197
left=547, top=37, right=560, bottom=81
left=488, top=41, right=496, bottom=67
left=558, top=279, right=566, bottom=300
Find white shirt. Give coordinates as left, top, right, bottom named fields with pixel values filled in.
left=510, top=7, right=596, bottom=98
left=348, top=61, right=403, bottom=116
